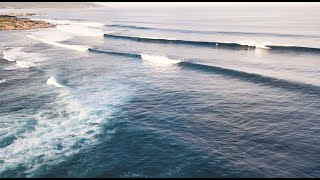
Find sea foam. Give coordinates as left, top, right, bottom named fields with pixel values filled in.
left=15, top=61, right=36, bottom=68
left=56, top=25, right=105, bottom=37
left=47, top=76, right=65, bottom=88
left=2, top=47, right=45, bottom=68
left=141, top=54, right=181, bottom=66
left=3, top=47, right=24, bottom=62
left=0, top=80, right=132, bottom=176
left=27, top=35, right=89, bottom=52
left=31, top=18, right=104, bottom=27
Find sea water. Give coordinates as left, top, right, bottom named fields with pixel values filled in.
left=0, top=4, right=320, bottom=177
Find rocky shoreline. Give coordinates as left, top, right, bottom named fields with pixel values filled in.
left=0, top=14, right=55, bottom=30
left=3, top=12, right=37, bottom=16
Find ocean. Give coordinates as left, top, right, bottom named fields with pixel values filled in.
left=0, top=4, right=320, bottom=177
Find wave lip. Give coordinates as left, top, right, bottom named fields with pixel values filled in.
left=88, top=48, right=141, bottom=58
left=267, top=45, right=320, bottom=53
left=89, top=48, right=181, bottom=66
left=47, top=76, right=65, bottom=88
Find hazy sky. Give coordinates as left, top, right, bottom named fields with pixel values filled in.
left=92, top=2, right=320, bottom=7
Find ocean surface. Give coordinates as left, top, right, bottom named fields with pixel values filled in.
left=0, top=5, right=320, bottom=177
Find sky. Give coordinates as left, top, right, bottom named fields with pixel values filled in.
left=92, top=2, right=320, bottom=7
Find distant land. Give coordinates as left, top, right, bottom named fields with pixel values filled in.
left=0, top=15, right=55, bottom=30
left=0, top=2, right=104, bottom=9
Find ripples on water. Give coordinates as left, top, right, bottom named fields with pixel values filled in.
left=0, top=5, right=320, bottom=177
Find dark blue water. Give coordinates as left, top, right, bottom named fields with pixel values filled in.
left=0, top=5, right=320, bottom=178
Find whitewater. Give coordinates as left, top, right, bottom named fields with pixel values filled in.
left=1, top=4, right=320, bottom=178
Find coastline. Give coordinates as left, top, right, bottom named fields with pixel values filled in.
left=0, top=14, right=55, bottom=30
left=0, top=2, right=103, bottom=9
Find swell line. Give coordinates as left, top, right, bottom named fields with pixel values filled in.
left=107, top=24, right=320, bottom=38
left=178, top=62, right=320, bottom=95
left=88, top=48, right=141, bottom=58
left=104, top=34, right=264, bottom=49
left=88, top=48, right=320, bottom=95
left=104, top=34, right=320, bottom=53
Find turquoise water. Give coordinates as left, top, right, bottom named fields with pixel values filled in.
left=0, top=5, right=320, bottom=177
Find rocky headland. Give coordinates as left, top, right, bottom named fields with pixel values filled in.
left=0, top=15, right=55, bottom=30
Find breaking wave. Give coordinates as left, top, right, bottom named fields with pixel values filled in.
left=89, top=48, right=320, bottom=95
left=27, top=35, right=89, bottom=52
left=2, top=47, right=45, bottom=68
left=141, top=54, right=181, bottom=65
left=104, top=34, right=320, bottom=53
left=47, top=76, right=65, bottom=88
left=31, top=18, right=104, bottom=27
left=0, top=79, right=6, bottom=84
left=107, top=24, right=320, bottom=38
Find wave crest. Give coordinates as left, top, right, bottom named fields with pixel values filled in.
left=104, top=34, right=320, bottom=53
left=107, top=24, right=320, bottom=38
left=88, top=48, right=320, bottom=95
left=15, top=61, right=36, bottom=68
left=141, top=54, right=181, bottom=66
left=47, top=76, right=65, bottom=88
left=0, top=79, right=6, bottom=84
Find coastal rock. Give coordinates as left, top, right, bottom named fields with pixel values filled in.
left=0, top=2, right=104, bottom=9
left=0, top=15, right=55, bottom=30
left=3, top=12, right=37, bottom=16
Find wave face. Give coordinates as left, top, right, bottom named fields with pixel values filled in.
left=103, top=34, right=271, bottom=50
left=47, top=76, right=65, bottom=88
left=178, top=62, right=320, bottom=95
left=88, top=48, right=141, bottom=58
left=89, top=49, right=181, bottom=66
left=104, top=34, right=320, bottom=53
